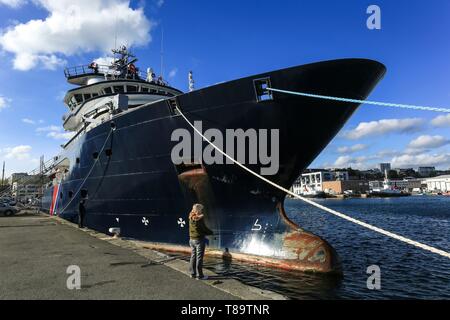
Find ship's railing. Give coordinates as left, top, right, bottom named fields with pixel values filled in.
left=64, top=64, right=147, bottom=80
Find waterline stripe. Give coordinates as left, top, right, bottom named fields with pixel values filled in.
left=266, top=87, right=450, bottom=113
left=175, top=105, right=450, bottom=260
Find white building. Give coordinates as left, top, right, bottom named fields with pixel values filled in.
left=292, top=170, right=349, bottom=194
left=424, top=175, right=450, bottom=192
left=12, top=183, right=41, bottom=201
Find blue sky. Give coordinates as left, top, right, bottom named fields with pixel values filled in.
left=0, top=0, right=449, bottom=176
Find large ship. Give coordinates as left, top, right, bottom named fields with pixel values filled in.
left=41, top=46, right=386, bottom=274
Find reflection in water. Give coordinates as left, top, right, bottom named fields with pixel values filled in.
left=172, top=196, right=450, bottom=299
left=171, top=253, right=343, bottom=300
left=241, top=234, right=277, bottom=257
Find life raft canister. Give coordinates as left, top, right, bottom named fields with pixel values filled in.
left=128, top=63, right=137, bottom=74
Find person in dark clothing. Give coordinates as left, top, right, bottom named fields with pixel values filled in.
left=188, top=203, right=213, bottom=280
left=78, top=198, right=86, bottom=228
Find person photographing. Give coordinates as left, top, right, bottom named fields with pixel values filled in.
left=188, top=203, right=213, bottom=280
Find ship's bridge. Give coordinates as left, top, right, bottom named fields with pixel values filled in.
left=63, top=79, right=182, bottom=110
left=61, top=45, right=184, bottom=133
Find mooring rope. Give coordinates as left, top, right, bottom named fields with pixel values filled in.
left=175, top=106, right=450, bottom=259
left=58, top=128, right=114, bottom=214
left=266, top=87, right=450, bottom=113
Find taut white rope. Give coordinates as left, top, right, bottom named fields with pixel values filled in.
left=175, top=106, right=450, bottom=259
left=266, top=87, right=450, bottom=113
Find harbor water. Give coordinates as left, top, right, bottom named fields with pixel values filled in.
left=181, top=196, right=450, bottom=299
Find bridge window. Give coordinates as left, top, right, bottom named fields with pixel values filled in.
left=83, top=94, right=91, bottom=100
left=113, top=85, right=124, bottom=94
left=74, top=94, right=83, bottom=103
left=126, top=85, right=138, bottom=93
left=104, top=87, right=112, bottom=94
left=141, top=87, right=149, bottom=93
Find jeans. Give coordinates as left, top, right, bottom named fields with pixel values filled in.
left=189, top=238, right=205, bottom=277
left=78, top=212, right=85, bottom=228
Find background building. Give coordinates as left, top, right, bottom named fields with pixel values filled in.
left=418, top=167, right=436, bottom=177
left=7, top=173, right=43, bottom=202
left=424, top=175, right=450, bottom=192
left=12, top=183, right=41, bottom=202
left=379, top=163, right=391, bottom=173
left=292, top=170, right=350, bottom=194
left=323, top=180, right=369, bottom=195
left=8, top=173, right=28, bottom=185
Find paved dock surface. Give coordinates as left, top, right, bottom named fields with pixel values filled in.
left=0, top=213, right=239, bottom=300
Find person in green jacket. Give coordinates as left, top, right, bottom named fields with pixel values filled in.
left=189, top=203, right=213, bottom=280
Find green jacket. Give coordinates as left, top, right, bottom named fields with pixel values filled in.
left=189, top=217, right=213, bottom=240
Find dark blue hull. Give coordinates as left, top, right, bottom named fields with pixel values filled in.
left=42, top=59, right=386, bottom=273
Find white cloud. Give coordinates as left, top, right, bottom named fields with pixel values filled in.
left=431, top=114, right=450, bottom=127
left=0, top=95, right=11, bottom=111
left=343, top=118, right=424, bottom=140
left=168, top=67, right=178, bottom=78
left=36, top=125, right=61, bottom=132
left=2, top=145, right=32, bottom=160
left=375, top=149, right=398, bottom=158
left=36, top=125, right=74, bottom=140
left=94, top=56, right=115, bottom=66
left=408, top=135, right=449, bottom=150
left=0, top=0, right=26, bottom=8
left=333, top=155, right=370, bottom=169
left=47, top=131, right=75, bottom=140
left=22, top=118, right=36, bottom=124
left=337, top=144, right=367, bottom=154
left=391, top=153, right=450, bottom=168
left=334, top=155, right=352, bottom=167
left=0, top=0, right=154, bottom=70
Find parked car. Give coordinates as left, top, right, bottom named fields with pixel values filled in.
left=0, top=203, right=20, bottom=216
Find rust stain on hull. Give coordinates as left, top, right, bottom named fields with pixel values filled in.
left=174, top=166, right=341, bottom=274
left=144, top=240, right=340, bottom=274
left=278, top=203, right=341, bottom=273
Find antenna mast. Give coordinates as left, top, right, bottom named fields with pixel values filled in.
left=160, top=27, right=164, bottom=79
left=114, top=9, right=118, bottom=51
